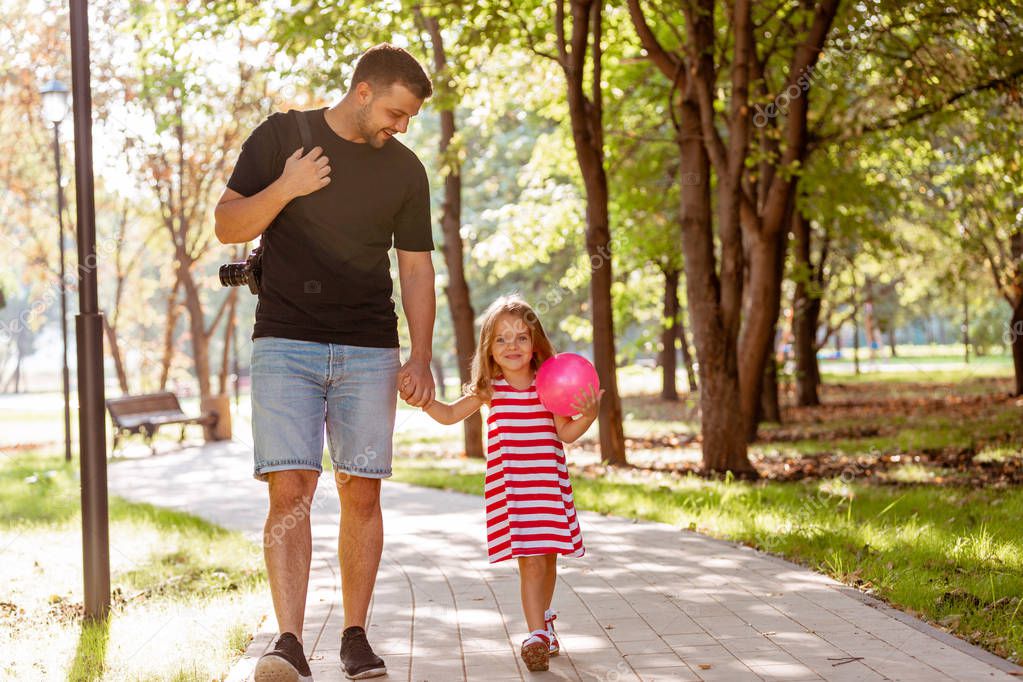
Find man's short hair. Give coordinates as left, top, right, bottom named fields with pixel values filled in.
left=351, top=44, right=433, bottom=100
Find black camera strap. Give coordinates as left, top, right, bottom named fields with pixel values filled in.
left=295, top=109, right=312, bottom=152
left=261, top=109, right=312, bottom=251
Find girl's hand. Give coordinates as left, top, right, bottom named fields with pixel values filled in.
left=570, top=385, right=604, bottom=420
left=398, top=374, right=413, bottom=402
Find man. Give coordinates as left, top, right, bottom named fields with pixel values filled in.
left=215, top=44, right=436, bottom=681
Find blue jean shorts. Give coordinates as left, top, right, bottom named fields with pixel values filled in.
left=250, top=337, right=400, bottom=481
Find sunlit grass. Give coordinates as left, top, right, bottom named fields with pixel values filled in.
left=0, top=450, right=267, bottom=680
left=820, top=364, right=1013, bottom=384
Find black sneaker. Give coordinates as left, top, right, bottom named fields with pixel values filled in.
left=254, top=632, right=312, bottom=682
left=340, top=626, right=386, bottom=679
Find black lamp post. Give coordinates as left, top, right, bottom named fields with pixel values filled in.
left=69, top=0, right=110, bottom=620
left=40, top=78, right=73, bottom=464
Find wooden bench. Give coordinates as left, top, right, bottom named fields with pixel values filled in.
left=106, top=392, right=218, bottom=455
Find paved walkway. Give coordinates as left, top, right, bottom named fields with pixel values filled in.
left=107, top=442, right=1021, bottom=682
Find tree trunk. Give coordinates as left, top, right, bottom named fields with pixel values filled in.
left=106, top=203, right=132, bottom=397
left=852, top=316, right=861, bottom=375
left=736, top=0, right=833, bottom=440
left=738, top=230, right=787, bottom=441
left=1012, top=299, right=1023, bottom=397
left=159, top=274, right=182, bottom=391
left=889, top=328, right=898, bottom=357
left=864, top=296, right=878, bottom=358
left=560, top=0, right=626, bottom=465
left=660, top=268, right=680, bottom=401
left=792, top=210, right=821, bottom=406
left=432, top=358, right=446, bottom=401
left=102, top=313, right=130, bottom=395
left=677, top=98, right=753, bottom=476
left=962, top=289, right=970, bottom=363
left=11, top=348, right=21, bottom=393
left=678, top=312, right=698, bottom=393
left=760, top=355, right=780, bottom=423
left=756, top=223, right=788, bottom=429
left=1011, top=229, right=1022, bottom=396
left=177, top=254, right=212, bottom=402
left=421, top=12, right=483, bottom=459
left=585, top=180, right=627, bottom=464
left=217, top=288, right=238, bottom=395
left=627, top=0, right=837, bottom=474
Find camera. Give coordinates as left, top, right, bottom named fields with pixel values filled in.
left=219, top=246, right=262, bottom=295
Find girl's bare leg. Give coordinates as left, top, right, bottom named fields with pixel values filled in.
left=518, top=555, right=551, bottom=632
left=543, top=554, right=557, bottom=611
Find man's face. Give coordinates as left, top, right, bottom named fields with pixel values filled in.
left=355, top=82, right=424, bottom=148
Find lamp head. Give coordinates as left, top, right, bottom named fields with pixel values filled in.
left=40, top=79, right=70, bottom=125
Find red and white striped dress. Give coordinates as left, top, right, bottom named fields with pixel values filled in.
left=484, top=377, right=585, bottom=563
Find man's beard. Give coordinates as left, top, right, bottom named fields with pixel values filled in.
left=356, top=104, right=387, bottom=149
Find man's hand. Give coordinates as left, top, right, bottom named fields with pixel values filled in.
left=397, top=357, right=435, bottom=408
left=278, top=146, right=331, bottom=199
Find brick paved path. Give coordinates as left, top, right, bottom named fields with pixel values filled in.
left=108, top=442, right=1021, bottom=681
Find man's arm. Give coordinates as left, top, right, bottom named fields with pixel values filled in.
left=396, top=249, right=436, bottom=407
left=215, top=146, right=332, bottom=244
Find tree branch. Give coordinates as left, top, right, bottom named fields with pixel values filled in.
left=203, top=288, right=234, bottom=339
left=626, top=0, right=686, bottom=89
left=686, top=0, right=727, bottom=175
left=555, top=0, right=568, bottom=65
left=514, top=7, right=564, bottom=66
left=813, top=64, right=1023, bottom=147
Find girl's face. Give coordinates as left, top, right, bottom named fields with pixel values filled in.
left=490, top=313, right=534, bottom=374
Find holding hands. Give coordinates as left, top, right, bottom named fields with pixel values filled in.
left=398, top=358, right=435, bottom=408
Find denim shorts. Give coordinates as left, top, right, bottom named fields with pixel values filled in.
left=250, top=337, right=400, bottom=481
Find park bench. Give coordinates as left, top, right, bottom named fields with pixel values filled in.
left=106, top=392, right=218, bottom=455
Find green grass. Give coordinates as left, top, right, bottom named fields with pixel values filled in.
left=0, top=450, right=267, bottom=680
left=824, top=353, right=1010, bottom=365
left=753, top=390, right=1022, bottom=464
left=820, top=365, right=1013, bottom=384
left=392, top=457, right=1023, bottom=663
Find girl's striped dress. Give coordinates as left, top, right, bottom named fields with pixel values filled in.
left=484, top=377, right=585, bottom=563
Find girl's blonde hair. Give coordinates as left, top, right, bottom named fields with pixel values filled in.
left=465, top=294, right=555, bottom=403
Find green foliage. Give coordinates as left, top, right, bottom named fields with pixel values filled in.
left=971, top=298, right=1014, bottom=356
left=5, top=0, right=1023, bottom=399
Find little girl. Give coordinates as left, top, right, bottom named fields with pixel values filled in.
left=405, top=294, right=602, bottom=672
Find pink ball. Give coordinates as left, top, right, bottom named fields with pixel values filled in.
left=536, top=353, right=600, bottom=416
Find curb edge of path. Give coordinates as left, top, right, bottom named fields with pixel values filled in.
left=685, top=527, right=1023, bottom=676
left=835, top=585, right=1023, bottom=676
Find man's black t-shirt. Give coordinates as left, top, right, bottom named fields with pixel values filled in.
left=227, top=108, right=433, bottom=348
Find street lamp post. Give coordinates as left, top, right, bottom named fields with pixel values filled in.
left=40, top=79, right=72, bottom=463
left=69, top=0, right=111, bottom=621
